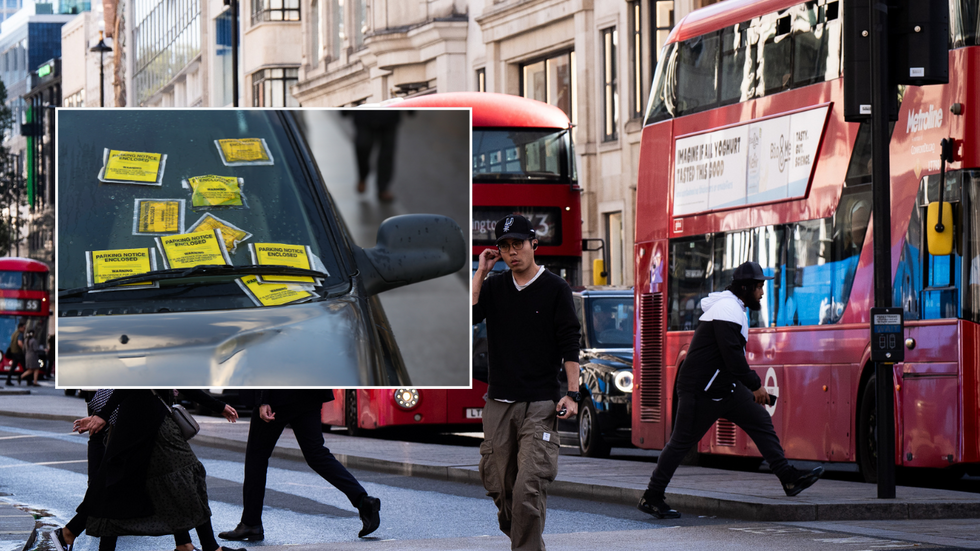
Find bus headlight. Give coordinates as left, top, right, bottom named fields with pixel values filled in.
left=393, top=388, right=420, bottom=410
left=614, top=370, right=634, bottom=393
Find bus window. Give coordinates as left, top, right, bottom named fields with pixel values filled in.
left=951, top=0, right=980, bottom=49
left=645, top=42, right=677, bottom=123
left=711, top=227, right=780, bottom=328
left=899, top=172, right=967, bottom=321
left=792, top=1, right=841, bottom=87
left=757, top=10, right=794, bottom=95
left=781, top=219, right=833, bottom=326
left=668, top=236, right=713, bottom=330
left=964, top=171, right=980, bottom=322
left=676, top=32, right=720, bottom=115
left=720, top=23, right=755, bottom=105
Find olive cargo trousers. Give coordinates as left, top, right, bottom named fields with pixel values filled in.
left=479, top=400, right=561, bottom=551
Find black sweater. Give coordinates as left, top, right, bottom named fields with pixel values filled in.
left=473, top=269, right=580, bottom=402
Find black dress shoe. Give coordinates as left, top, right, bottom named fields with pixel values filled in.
left=357, top=495, right=381, bottom=537
left=217, top=522, right=264, bottom=541
left=637, top=492, right=681, bottom=519
left=782, top=466, right=824, bottom=496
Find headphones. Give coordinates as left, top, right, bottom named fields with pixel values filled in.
left=531, top=240, right=538, bottom=250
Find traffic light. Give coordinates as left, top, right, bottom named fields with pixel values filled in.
left=891, top=0, right=949, bottom=86
left=843, top=0, right=947, bottom=122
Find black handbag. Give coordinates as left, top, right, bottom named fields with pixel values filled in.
left=153, top=390, right=200, bottom=440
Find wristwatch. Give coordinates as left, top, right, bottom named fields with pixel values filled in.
left=565, top=391, right=581, bottom=402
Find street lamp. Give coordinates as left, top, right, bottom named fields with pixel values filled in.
left=223, top=0, right=240, bottom=106
left=89, top=31, right=112, bottom=107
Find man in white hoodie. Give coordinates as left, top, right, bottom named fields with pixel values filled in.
left=637, top=261, right=823, bottom=519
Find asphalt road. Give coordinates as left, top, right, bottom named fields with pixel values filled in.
left=1, top=392, right=976, bottom=551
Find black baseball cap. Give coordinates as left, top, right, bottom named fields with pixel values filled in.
left=495, top=215, right=536, bottom=244
left=732, top=261, right=774, bottom=281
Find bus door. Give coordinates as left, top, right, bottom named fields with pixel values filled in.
left=894, top=171, right=968, bottom=468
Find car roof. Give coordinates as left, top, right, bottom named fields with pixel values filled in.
left=571, top=286, right=634, bottom=297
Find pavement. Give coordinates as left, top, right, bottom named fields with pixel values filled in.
left=2, top=392, right=980, bottom=551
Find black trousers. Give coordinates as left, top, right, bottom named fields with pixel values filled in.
left=354, top=123, right=397, bottom=193
left=646, top=384, right=793, bottom=495
left=241, top=407, right=367, bottom=526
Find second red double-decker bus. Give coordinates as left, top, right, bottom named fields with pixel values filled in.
left=323, top=93, right=583, bottom=433
left=401, top=92, right=583, bottom=285
left=633, top=0, right=980, bottom=480
left=0, top=257, right=51, bottom=374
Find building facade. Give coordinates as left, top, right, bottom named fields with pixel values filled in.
left=0, top=1, right=74, bottom=268
left=289, top=0, right=716, bottom=285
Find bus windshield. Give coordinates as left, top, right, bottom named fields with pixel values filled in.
left=0, top=271, right=46, bottom=291
left=472, top=129, right=571, bottom=183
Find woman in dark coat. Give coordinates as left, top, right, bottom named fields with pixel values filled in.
left=75, top=389, right=244, bottom=551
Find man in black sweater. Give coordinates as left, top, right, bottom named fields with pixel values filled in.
left=472, top=214, right=581, bottom=551
left=637, top=261, right=823, bottom=519
left=219, top=390, right=381, bottom=541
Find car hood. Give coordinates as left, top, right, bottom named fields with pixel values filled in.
left=58, top=298, right=374, bottom=387
left=580, top=349, right=633, bottom=369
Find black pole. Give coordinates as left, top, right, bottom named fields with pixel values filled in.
left=99, top=51, right=105, bottom=107
left=870, top=0, right=896, bottom=499
left=231, top=0, right=240, bottom=107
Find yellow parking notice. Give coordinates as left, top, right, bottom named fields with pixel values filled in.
left=87, top=248, right=157, bottom=290
left=237, top=275, right=314, bottom=307
left=248, top=243, right=317, bottom=284
left=99, top=149, right=166, bottom=185
left=215, top=138, right=274, bottom=166
left=134, top=199, right=184, bottom=235
left=185, top=175, right=245, bottom=208
left=187, top=213, right=252, bottom=254
left=156, top=229, right=231, bottom=269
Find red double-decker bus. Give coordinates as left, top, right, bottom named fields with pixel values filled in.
left=633, top=0, right=980, bottom=481
left=323, top=93, right=583, bottom=433
left=0, top=258, right=51, bottom=374
left=401, top=92, right=583, bottom=285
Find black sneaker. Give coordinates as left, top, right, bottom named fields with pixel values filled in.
left=357, top=495, right=381, bottom=537
left=782, top=466, right=824, bottom=496
left=217, top=522, right=264, bottom=541
left=637, top=492, right=681, bottom=519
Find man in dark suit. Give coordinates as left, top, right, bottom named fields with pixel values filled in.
left=219, top=390, right=381, bottom=541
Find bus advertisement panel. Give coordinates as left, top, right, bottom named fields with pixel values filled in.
left=633, top=0, right=980, bottom=481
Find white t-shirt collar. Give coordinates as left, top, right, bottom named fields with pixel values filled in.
left=512, top=265, right=545, bottom=291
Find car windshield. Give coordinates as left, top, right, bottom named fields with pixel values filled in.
left=58, top=109, right=345, bottom=315
left=472, top=129, right=570, bottom=182
left=588, top=297, right=635, bottom=349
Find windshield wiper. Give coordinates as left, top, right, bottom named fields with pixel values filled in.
left=58, top=265, right=330, bottom=298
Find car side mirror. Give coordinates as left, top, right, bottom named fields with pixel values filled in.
left=353, top=214, right=466, bottom=296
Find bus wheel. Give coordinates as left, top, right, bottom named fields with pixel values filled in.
left=578, top=400, right=610, bottom=458
left=345, top=390, right=362, bottom=437
left=857, top=375, right=878, bottom=483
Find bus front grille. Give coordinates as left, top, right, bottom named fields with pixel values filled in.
left=639, top=293, right=663, bottom=422
left=715, top=420, right=737, bottom=447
